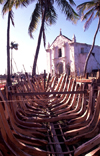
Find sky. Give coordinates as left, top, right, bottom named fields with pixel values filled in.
left=0, top=0, right=100, bottom=75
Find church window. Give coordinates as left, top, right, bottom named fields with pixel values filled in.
left=81, top=48, right=84, bottom=53
left=58, top=48, right=62, bottom=57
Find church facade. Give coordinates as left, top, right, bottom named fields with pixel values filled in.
left=46, top=30, right=100, bottom=76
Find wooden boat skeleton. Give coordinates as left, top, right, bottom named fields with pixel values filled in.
left=0, top=74, right=100, bottom=156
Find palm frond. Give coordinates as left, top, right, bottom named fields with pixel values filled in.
left=45, top=4, right=57, bottom=25
left=94, top=10, right=100, bottom=18
left=14, top=0, right=34, bottom=8
left=2, top=0, right=33, bottom=13
left=84, top=12, right=94, bottom=31
left=15, top=0, right=28, bottom=8
left=28, top=2, right=41, bottom=38
left=2, top=0, right=15, bottom=14
left=10, top=9, right=14, bottom=26
left=48, top=0, right=54, bottom=4
left=82, top=7, right=95, bottom=20
left=55, top=0, right=79, bottom=23
left=69, top=0, right=76, bottom=6
left=77, top=1, right=95, bottom=16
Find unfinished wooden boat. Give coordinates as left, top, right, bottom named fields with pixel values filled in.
left=0, top=73, right=100, bottom=156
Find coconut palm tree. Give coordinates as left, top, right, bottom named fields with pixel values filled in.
left=28, top=0, right=78, bottom=76
left=2, top=0, right=30, bottom=86
left=77, top=0, right=100, bottom=76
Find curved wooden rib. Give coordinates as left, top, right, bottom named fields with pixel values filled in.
left=64, top=91, right=100, bottom=146
left=74, top=133, right=100, bottom=156
left=0, top=91, right=48, bottom=156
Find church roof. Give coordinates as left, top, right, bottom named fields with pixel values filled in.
left=50, top=33, right=72, bottom=48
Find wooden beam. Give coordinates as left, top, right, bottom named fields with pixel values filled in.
left=11, top=90, right=85, bottom=96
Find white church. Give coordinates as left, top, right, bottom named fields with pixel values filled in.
left=46, top=30, right=100, bottom=76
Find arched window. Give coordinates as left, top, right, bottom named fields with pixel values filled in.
left=58, top=48, right=62, bottom=57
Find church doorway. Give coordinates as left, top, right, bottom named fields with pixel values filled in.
left=56, top=62, right=63, bottom=75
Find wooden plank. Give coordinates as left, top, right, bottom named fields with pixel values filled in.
left=11, top=90, right=85, bottom=96
left=74, top=134, right=100, bottom=156
left=85, top=146, right=100, bottom=156
left=50, top=123, right=64, bottom=156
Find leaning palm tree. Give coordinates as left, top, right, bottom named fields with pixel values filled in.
left=77, top=0, right=100, bottom=76
left=28, top=0, right=78, bottom=76
left=2, top=0, right=30, bottom=86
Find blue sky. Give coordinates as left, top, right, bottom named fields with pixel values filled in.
left=0, top=0, right=100, bottom=75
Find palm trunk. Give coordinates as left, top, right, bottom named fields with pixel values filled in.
left=32, top=7, right=46, bottom=77
left=84, top=17, right=100, bottom=76
left=7, top=11, right=11, bottom=86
